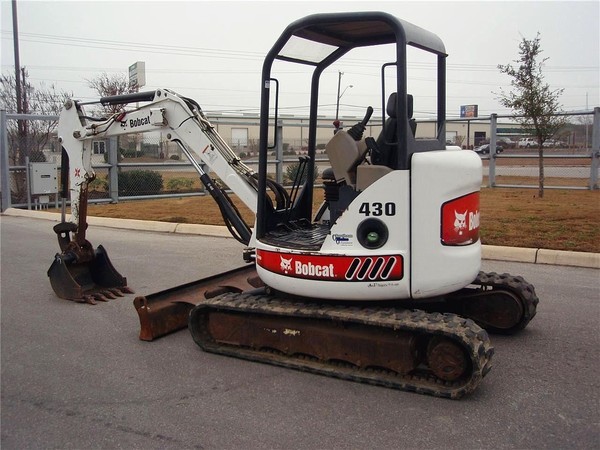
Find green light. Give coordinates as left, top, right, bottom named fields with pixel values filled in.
left=366, top=231, right=379, bottom=243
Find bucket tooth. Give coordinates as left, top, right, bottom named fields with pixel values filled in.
left=106, top=288, right=124, bottom=297
left=92, top=292, right=111, bottom=302
left=99, top=290, right=118, bottom=300
left=81, top=295, right=98, bottom=305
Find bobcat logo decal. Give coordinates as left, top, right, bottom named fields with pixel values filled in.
left=441, top=193, right=480, bottom=246
left=454, top=210, right=467, bottom=235
left=280, top=256, right=293, bottom=274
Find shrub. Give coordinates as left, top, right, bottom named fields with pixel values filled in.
left=167, top=177, right=195, bottom=191
left=118, top=170, right=163, bottom=196
left=89, top=176, right=109, bottom=192
left=141, top=143, right=159, bottom=156
left=103, top=150, right=123, bottom=163
left=169, top=154, right=180, bottom=160
left=120, top=148, right=138, bottom=158
left=285, top=162, right=320, bottom=184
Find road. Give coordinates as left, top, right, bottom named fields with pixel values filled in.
left=1, top=215, right=599, bottom=449
left=485, top=165, right=593, bottom=179
left=240, top=159, right=596, bottom=179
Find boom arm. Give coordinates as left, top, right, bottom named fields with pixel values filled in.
left=57, top=89, right=260, bottom=244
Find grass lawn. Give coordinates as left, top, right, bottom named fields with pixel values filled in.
left=76, top=187, right=600, bottom=253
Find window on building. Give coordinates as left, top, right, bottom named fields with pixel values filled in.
left=93, top=141, right=106, bottom=155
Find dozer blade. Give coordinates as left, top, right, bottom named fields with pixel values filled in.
left=133, top=264, right=262, bottom=341
left=48, top=245, right=133, bottom=305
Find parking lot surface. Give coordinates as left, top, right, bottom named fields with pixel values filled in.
left=1, top=215, right=599, bottom=449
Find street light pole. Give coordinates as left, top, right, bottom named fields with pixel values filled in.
left=335, top=71, right=343, bottom=121
left=335, top=72, right=354, bottom=122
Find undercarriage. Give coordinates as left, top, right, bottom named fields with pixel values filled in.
left=133, top=268, right=537, bottom=398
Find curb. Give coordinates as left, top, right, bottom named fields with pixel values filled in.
left=2, top=207, right=599, bottom=269
left=482, top=245, right=599, bottom=269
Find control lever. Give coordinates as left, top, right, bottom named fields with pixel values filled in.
left=365, top=137, right=380, bottom=159
left=348, top=106, right=373, bottom=141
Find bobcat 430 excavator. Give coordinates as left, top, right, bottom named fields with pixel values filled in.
left=48, top=12, right=538, bottom=398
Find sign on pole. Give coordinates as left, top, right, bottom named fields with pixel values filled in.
left=128, top=61, right=146, bottom=90
left=460, top=105, right=478, bottom=118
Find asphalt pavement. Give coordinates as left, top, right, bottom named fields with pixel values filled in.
left=1, top=215, right=599, bottom=449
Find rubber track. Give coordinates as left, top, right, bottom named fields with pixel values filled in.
left=474, top=271, right=539, bottom=333
left=189, top=293, right=494, bottom=399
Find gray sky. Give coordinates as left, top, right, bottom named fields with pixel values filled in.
left=1, top=0, right=599, bottom=119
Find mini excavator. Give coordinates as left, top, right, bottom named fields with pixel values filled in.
left=49, top=12, right=538, bottom=398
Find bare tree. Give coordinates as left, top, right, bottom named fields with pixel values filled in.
left=87, top=72, right=135, bottom=115
left=497, top=33, right=566, bottom=198
left=1, top=70, right=72, bottom=163
left=1, top=70, right=72, bottom=201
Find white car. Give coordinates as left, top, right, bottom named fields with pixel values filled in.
left=518, top=138, right=537, bottom=148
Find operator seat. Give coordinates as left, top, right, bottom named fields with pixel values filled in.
left=372, top=93, right=416, bottom=167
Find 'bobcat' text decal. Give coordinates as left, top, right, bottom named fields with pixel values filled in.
left=257, top=250, right=403, bottom=282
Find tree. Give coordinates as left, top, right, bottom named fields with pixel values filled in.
left=1, top=70, right=71, bottom=202
left=497, top=33, right=566, bottom=198
left=87, top=72, right=136, bottom=116
left=285, top=161, right=320, bottom=184
left=1, top=70, right=71, bottom=165
left=87, top=72, right=140, bottom=157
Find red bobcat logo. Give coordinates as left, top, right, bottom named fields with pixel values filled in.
left=442, top=193, right=480, bottom=246
left=280, top=256, right=292, bottom=274
left=454, top=210, right=467, bottom=235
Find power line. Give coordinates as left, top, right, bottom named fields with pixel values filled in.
left=2, top=30, right=597, bottom=73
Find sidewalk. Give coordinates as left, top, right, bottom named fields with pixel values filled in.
left=3, top=207, right=599, bottom=269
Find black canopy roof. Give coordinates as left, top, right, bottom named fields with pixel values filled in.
left=275, top=11, right=446, bottom=64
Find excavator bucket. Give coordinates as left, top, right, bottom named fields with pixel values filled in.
left=48, top=244, right=133, bottom=304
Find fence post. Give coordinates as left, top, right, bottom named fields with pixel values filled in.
left=25, top=156, right=31, bottom=210
left=0, top=110, right=10, bottom=211
left=488, top=113, right=497, bottom=187
left=590, top=107, right=600, bottom=190
left=275, top=120, right=283, bottom=185
left=108, top=137, right=119, bottom=202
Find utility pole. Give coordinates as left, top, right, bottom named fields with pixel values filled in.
left=12, top=0, right=22, bottom=116
left=334, top=71, right=353, bottom=131
left=12, top=0, right=26, bottom=163
left=21, top=67, right=28, bottom=150
left=335, top=71, right=343, bottom=121
left=586, top=92, right=589, bottom=148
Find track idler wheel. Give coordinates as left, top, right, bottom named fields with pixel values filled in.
left=461, top=291, right=524, bottom=334
left=426, top=336, right=469, bottom=382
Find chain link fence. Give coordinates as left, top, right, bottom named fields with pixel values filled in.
left=485, top=150, right=598, bottom=190
left=1, top=109, right=599, bottom=211
left=477, top=112, right=600, bottom=190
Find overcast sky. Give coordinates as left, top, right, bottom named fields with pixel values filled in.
left=1, top=0, right=598, bottom=119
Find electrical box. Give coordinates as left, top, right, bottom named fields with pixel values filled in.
left=30, top=163, right=58, bottom=195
